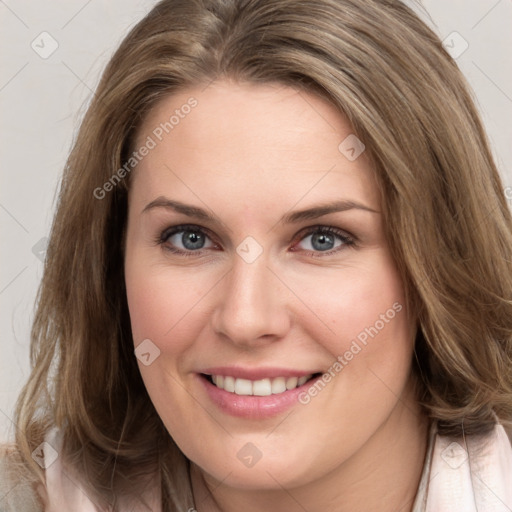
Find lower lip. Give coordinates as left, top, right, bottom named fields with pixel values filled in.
left=198, top=374, right=321, bottom=419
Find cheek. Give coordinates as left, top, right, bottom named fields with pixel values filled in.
left=286, top=253, right=409, bottom=356
left=124, top=250, right=221, bottom=413
left=124, top=255, right=211, bottom=420
left=125, top=254, right=210, bottom=350
left=288, top=251, right=414, bottom=417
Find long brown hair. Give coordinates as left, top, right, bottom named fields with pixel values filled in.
left=13, top=0, right=512, bottom=509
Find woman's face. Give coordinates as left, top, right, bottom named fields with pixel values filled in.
left=124, top=80, right=416, bottom=490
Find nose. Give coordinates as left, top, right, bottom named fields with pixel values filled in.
left=211, top=254, right=291, bottom=348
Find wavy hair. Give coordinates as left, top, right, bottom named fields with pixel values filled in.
left=13, top=0, right=512, bottom=509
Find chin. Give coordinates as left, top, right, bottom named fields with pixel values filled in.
left=196, top=452, right=321, bottom=491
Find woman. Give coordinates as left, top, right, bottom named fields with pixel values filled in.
left=1, top=0, right=511, bottom=510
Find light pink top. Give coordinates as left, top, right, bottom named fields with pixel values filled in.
left=416, top=422, right=512, bottom=511
left=43, top=428, right=162, bottom=511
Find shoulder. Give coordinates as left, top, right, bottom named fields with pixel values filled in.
left=3, top=430, right=161, bottom=512
left=425, top=422, right=512, bottom=511
left=0, top=444, right=44, bottom=512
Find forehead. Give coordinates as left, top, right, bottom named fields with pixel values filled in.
left=130, top=80, right=379, bottom=215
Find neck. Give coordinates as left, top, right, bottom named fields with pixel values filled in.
left=190, top=389, right=429, bottom=512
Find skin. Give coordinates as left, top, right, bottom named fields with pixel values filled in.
left=124, top=80, right=428, bottom=512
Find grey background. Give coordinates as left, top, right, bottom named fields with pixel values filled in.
left=1, top=0, right=511, bottom=442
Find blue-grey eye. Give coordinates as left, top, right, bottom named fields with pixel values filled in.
left=297, top=230, right=347, bottom=252
left=168, top=229, right=214, bottom=250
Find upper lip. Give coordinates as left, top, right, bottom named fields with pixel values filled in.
left=199, top=366, right=321, bottom=380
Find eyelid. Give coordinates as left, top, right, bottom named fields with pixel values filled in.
left=291, top=224, right=355, bottom=243
left=159, top=223, right=216, bottom=243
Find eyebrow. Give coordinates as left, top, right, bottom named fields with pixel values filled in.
left=281, top=200, right=379, bottom=223
left=142, top=197, right=379, bottom=224
left=142, top=197, right=217, bottom=221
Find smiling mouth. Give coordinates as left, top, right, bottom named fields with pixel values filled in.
left=202, top=373, right=321, bottom=396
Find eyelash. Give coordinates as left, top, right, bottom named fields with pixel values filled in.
left=154, top=224, right=356, bottom=258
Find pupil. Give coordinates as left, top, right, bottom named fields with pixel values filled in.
left=182, top=231, right=205, bottom=250
left=311, top=233, right=334, bottom=251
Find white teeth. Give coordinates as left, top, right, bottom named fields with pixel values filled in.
left=210, top=374, right=313, bottom=395
left=234, top=378, right=252, bottom=395
left=297, top=376, right=309, bottom=386
left=286, top=377, right=298, bottom=390
left=253, top=379, right=272, bottom=396
left=224, top=376, right=235, bottom=393
left=271, top=377, right=287, bottom=394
